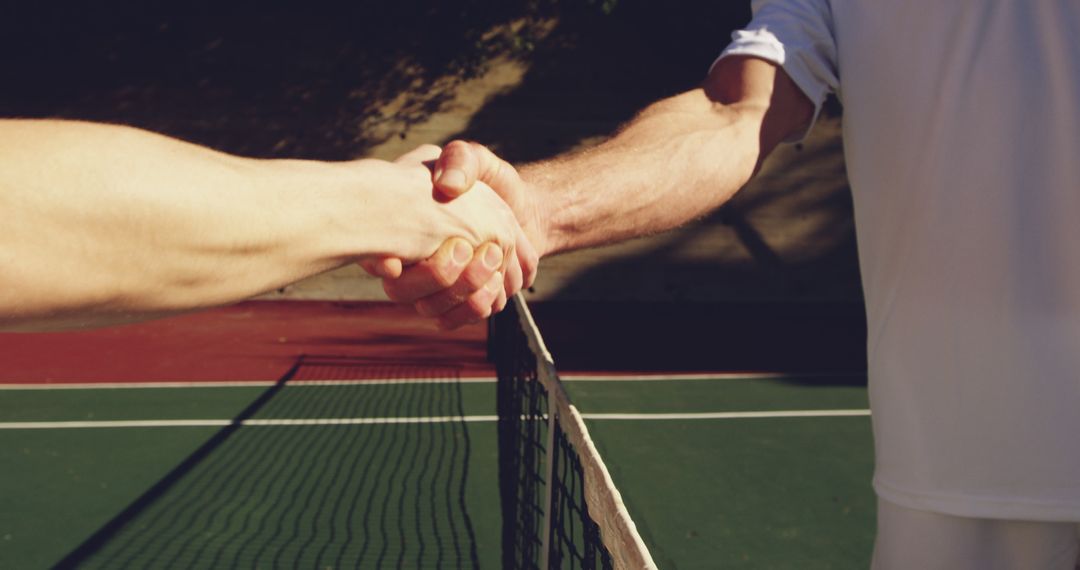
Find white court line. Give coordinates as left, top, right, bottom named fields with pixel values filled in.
left=0, top=419, right=233, bottom=429
left=0, top=410, right=868, bottom=430
left=581, top=409, right=871, bottom=420
left=561, top=372, right=866, bottom=382
left=0, top=372, right=866, bottom=390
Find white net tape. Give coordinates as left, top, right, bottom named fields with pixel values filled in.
left=511, top=295, right=658, bottom=570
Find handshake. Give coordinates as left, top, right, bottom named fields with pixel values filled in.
left=360, top=141, right=543, bottom=330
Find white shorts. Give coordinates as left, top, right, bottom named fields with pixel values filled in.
left=872, top=498, right=1080, bottom=570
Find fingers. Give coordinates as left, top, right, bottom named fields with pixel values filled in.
left=492, top=279, right=509, bottom=313
left=436, top=270, right=505, bottom=330
left=434, top=140, right=546, bottom=262
left=418, top=268, right=501, bottom=320
left=359, top=256, right=403, bottom=279
left=503, top=253, right=524, bottom=299
left=418, top=239, right=524, bottom=329
left=383, top=237, right=532, bottom=330
left=381, top=140, right=540, bottom=328
left=382, top=238, right=476, bottom=304
left=413, top=243, right=504, bottom=317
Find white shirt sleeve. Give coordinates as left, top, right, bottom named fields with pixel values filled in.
left=714, top=0, right=840, bottom=139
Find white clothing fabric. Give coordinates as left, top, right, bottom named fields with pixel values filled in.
left=720, top=1, right=1080, bottom=521
left=872, top=498, right=1080, bottom=570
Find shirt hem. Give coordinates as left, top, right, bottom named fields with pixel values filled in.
left=874, top=477, right=1080, bottom=523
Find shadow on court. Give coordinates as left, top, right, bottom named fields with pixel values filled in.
left=55, top=357, right=484, bottom=569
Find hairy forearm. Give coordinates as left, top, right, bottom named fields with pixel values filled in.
left=366, top=58, right=808, bottom=329
left=513, top=56, right=811, bottom=257
left=523, top=90, right=767, bottom=255
left=0, top=120, right=402, bottom=330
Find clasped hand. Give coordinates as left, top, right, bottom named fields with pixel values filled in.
left=362, top=142, right=540, bottom=329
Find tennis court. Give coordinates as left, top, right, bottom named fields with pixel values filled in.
left=0, top=300, right=875, bottom=569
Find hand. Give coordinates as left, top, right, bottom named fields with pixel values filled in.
left=353, top=147, right=521, bottom=273
left=433, top=141, right=544, bottom=292
left=433, top=141, right=547, bottom=258
left=371, top=236, right=510, bottom=329
left=364, top=142, right=543, bottom=329
left=349, top=147, right=521, bottom=331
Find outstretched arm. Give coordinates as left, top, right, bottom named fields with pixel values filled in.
left=448, top=56, right=812, bottom=256
left=0, top=122, right=519, bottom=331
left=384, top=56, right=814, bottom=326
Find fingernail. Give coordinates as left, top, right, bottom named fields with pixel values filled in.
left=486, top=272, right=504, bottom=292
left=452, top=240, right=472, bottom=265
left=483, top=245, right=503, bottom=269
left=440, top=169, right=466, bottom=190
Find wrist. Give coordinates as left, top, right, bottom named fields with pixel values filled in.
left=519, top=166, right=566, bottom=258
left=313, top=158, right=470, bottom=263
left=252, top=158, right=381, bottom=268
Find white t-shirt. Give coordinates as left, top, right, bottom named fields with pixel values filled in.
left=721, top=0, right=1080, bottom=521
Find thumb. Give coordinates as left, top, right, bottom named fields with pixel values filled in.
left=358, top=256, right=404, bottom=279
left=433, top=140, right=521, bottom=204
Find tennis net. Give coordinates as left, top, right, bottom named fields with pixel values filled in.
left=490, top=295, right=657, bottom=570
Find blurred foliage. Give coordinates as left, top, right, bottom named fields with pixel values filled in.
left=0, top=1, right=747, bottom=159
left=579, top=0, right=620, bottom=15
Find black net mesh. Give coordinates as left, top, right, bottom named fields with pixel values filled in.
left=491, top=301, right=614, bottom=570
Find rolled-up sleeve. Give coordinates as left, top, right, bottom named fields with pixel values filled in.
left=715, top=0, right=839, bottom=139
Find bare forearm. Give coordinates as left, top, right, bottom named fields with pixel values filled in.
left=0, top=120, right=457, bottom=330
left=374, top=58, right=812, bottom=330
left=524, top=91, right=767, bottom=255
left=516, top=57, right=811, bottom=257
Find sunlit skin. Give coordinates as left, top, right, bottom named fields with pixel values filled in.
left=0, top=123, right=523, bottom=331
left=371, top=56, right=813, bottom=329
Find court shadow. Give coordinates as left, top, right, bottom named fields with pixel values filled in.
left=53, top=358, right=301, bottom=568
left=54, top=356, right=483, bottom=569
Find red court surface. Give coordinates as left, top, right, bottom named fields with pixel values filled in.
left=0, top=301, right=491, bottom=385
left=0, top=300, right=867, bottom=385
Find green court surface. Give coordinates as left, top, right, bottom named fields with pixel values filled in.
left=1, top=375, right=874, bottom=569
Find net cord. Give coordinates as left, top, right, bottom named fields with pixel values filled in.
left=509, top=295, right=658, bottom=570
